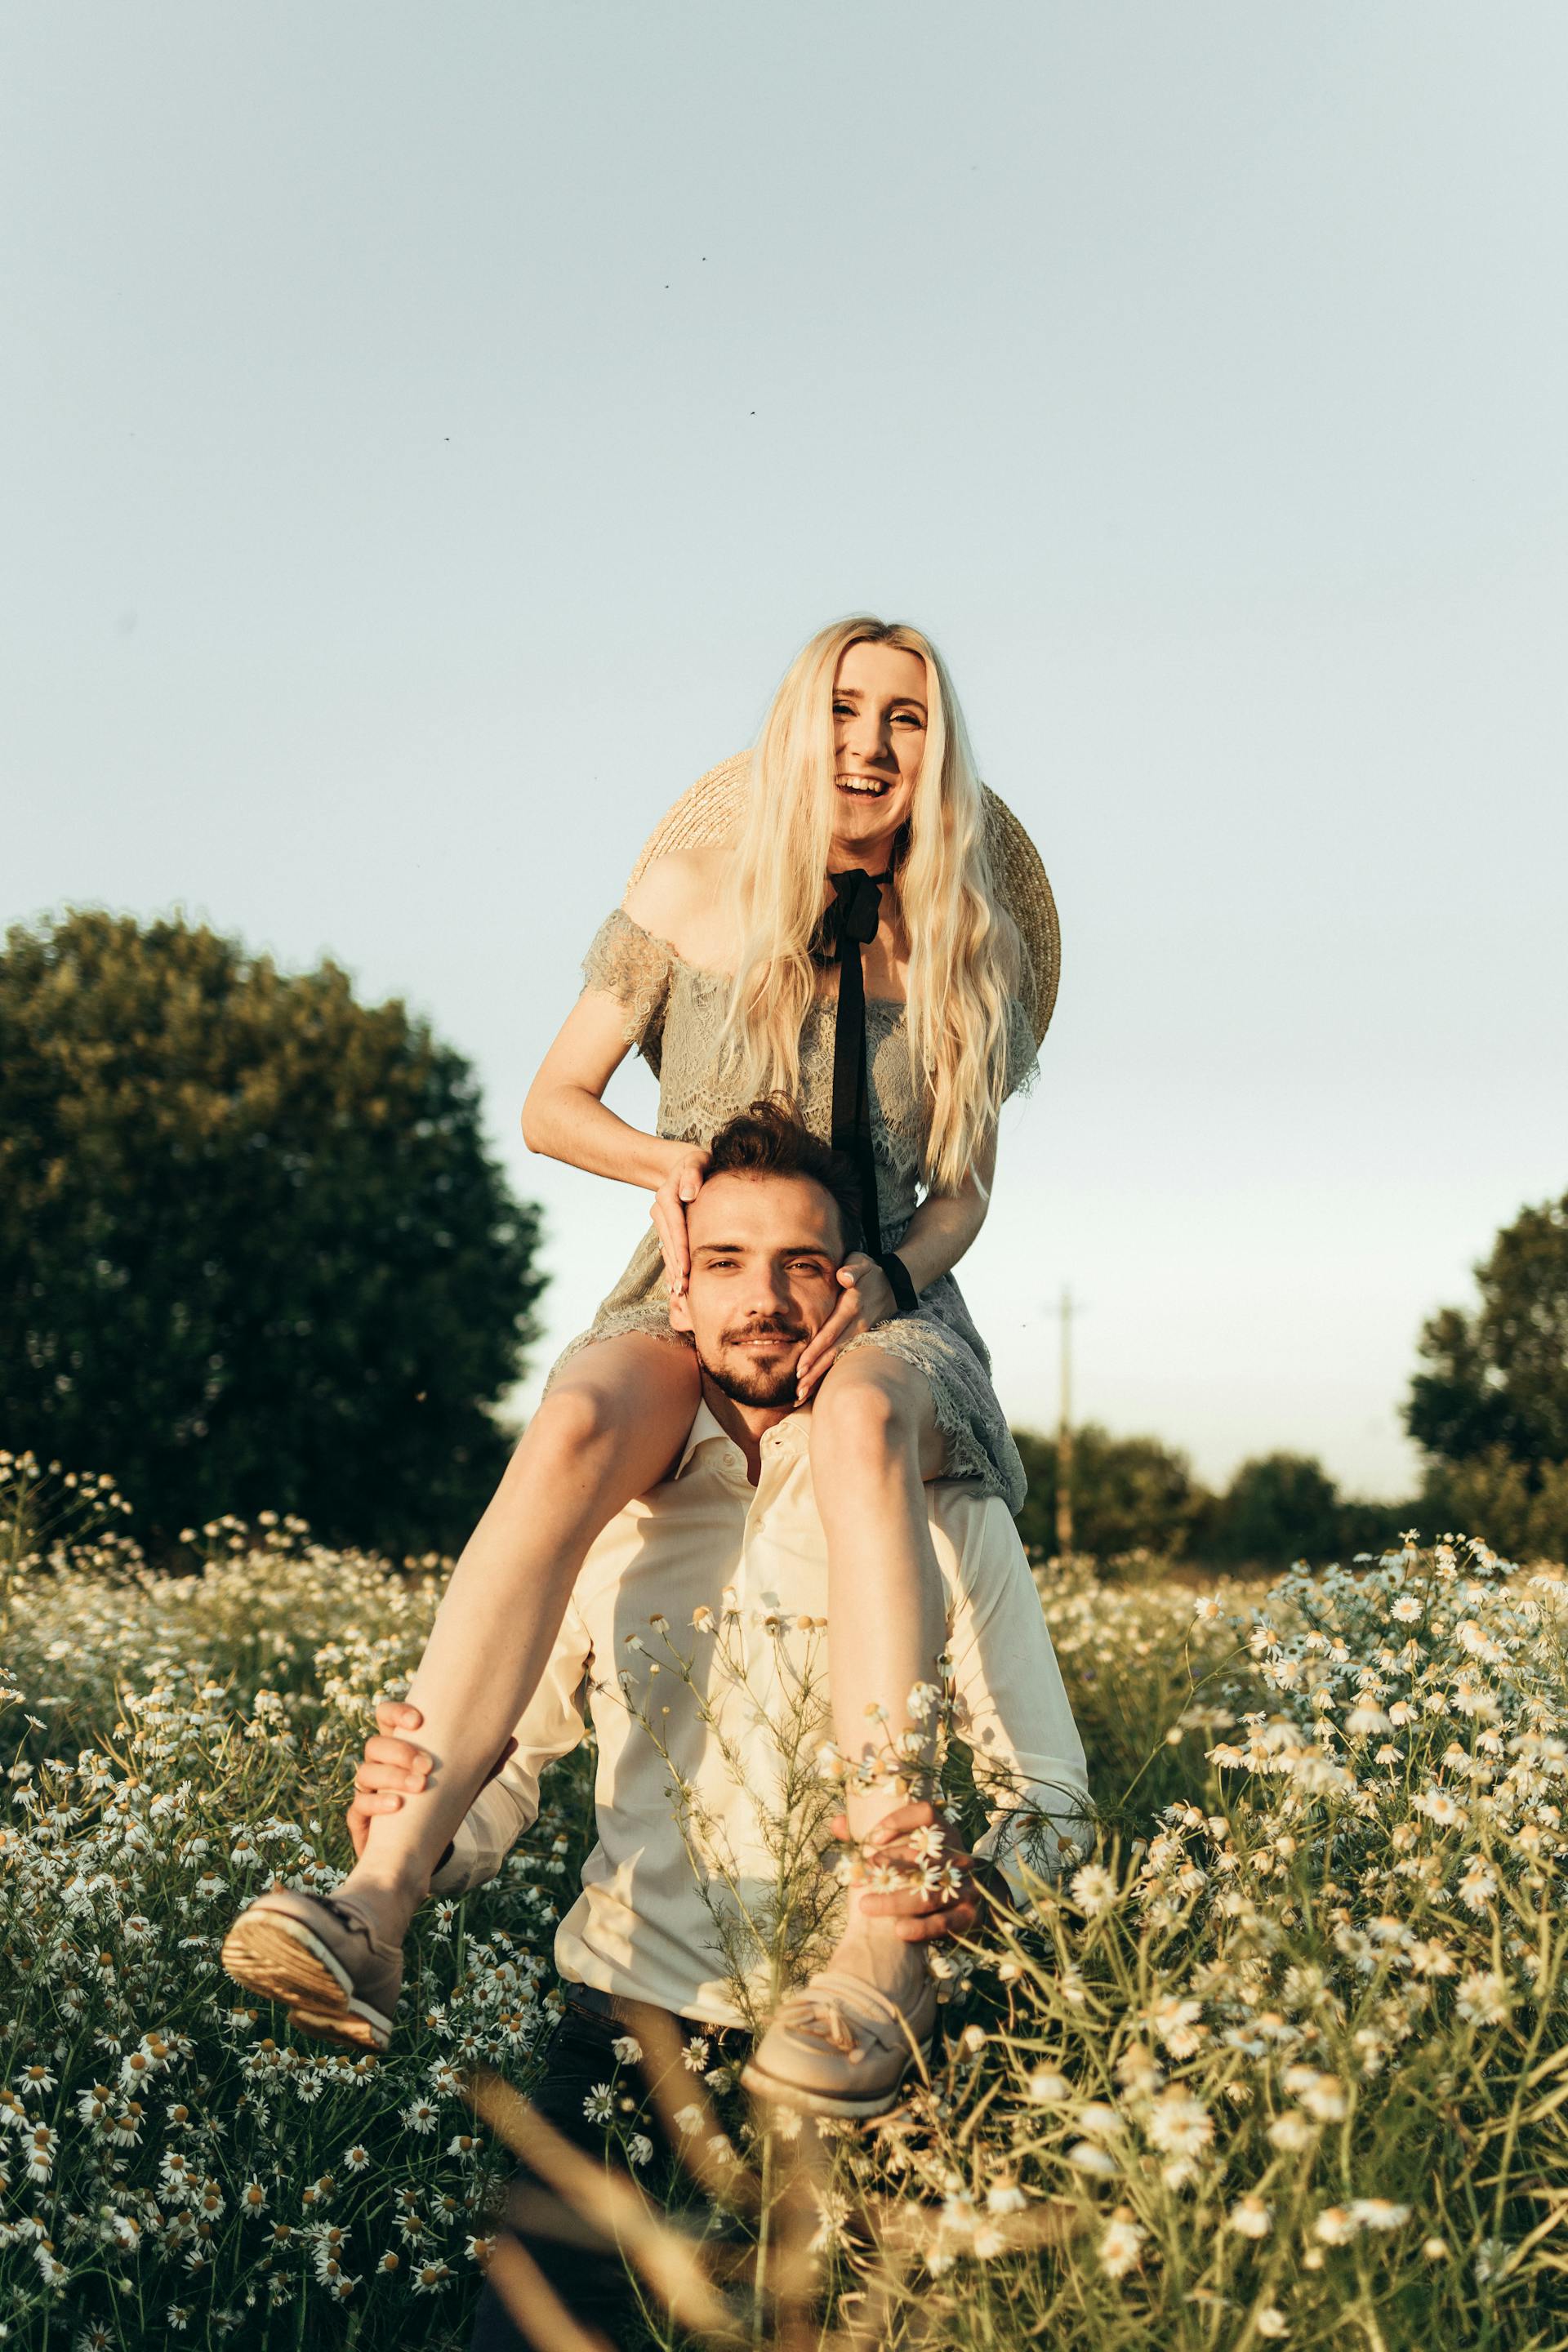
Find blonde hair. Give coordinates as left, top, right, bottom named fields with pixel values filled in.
left=720, top=616, right=1022, bottom=1195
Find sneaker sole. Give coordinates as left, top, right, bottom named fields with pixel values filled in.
left=739, top=2039, right=933, bottom=2123
left=220, top=1911, right=394, bottom=2054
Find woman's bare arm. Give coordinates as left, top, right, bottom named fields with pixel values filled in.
left=523, top=996, right=709, bottom=1285
left=522, top=855, right=721, bottom=1285
left=521, top=990, right=686, bottom=1189
left=793, top=1131, right=997, bottom=1397
left=522, top=853, right=717, bottom=1187
left=891, top=1129, right=996, bottom=1293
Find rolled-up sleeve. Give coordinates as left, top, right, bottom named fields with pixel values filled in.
left=427, top=1603, right=594, bottom=1898
left=935, top=1491, right=1091, bottom=1902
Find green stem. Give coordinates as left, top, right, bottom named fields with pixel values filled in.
left=752, top=2123, right=774, bottom=2347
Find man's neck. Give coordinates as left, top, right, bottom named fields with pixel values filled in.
left=697, top=1374, right=797, bottom=1485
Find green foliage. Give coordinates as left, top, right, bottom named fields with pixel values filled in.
left=1196, top=1451, right=1344, bottom=1570
left=1029, top=1561, right=1258, bottom=1834
left=10, top=1490, right=1567, bottom=2348
left=1014, top=1428, right=1403, bottom=1578
left=1405, top=1192, right=1568, bottom=1567
left=0, top=911, right=544, bottom=1555
left=0, top=1493, right=591, bottom=2348
left=1407, top=1192, right=1568, bottom=1470
left=1013, top=1424, right=1204, bottom=1566
left=1419, top=1446, right=1568, bottom=1568
left=938, top=1537, right=1568, bottom=2352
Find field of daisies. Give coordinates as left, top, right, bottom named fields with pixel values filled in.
left=4, top=1450, right=1568, bottom=2350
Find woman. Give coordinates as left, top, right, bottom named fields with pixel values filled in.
left=223, top=615, right=1056, bottom=2110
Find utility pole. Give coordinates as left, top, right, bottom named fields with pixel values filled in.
left=1054, top=1285, right=1075, bottom=1557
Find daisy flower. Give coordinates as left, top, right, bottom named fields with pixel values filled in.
left=1098, top=2212, right=1144, bottom=2276
left=1069, top=1863, right=1119, bottom=1917
left=1229, top=2196, right=1272, bottom=2239
left=1146, top=2087, right=1212, bottom=2159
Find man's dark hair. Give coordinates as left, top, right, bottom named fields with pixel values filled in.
left=704, top=1099, right=862, bottom=1250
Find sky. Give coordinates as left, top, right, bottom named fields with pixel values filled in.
left=3, top=5, right=1566, bottom=1500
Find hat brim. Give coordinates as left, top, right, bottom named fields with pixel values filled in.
left=627, top=752, right=1060, bottom=1046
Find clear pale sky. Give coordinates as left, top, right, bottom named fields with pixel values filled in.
left=4, top=7, right=1566, bottom=1499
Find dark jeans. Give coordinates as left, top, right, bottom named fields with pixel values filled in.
left=468, top=1985, right=751, bottom=2352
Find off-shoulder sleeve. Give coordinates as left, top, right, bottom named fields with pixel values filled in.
left=1002, top=993, right=1039, bottom=1102
left=581, top=908, right=675, bottom=1063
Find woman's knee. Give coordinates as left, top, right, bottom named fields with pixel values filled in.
left=514, top=1379, right=629, bottom=1474
left=810, top=1363, right=924, bottom=1466
left=511, top=1340, right=697, bottom=1487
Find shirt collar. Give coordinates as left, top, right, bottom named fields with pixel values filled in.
left=673, top=1399, right=730, bottom=1477
left=673, top=1397, right=812, bottom=1477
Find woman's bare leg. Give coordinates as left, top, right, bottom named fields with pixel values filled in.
left=807, top=1352, right=947, bottom=2008
left=336, top=1333, right=700, bottom=1944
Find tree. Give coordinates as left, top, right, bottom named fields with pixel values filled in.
left=1197, top=1452, right=1344, bottom=1570
left=1418, top=1447, right=1568, bottom=1564
left=1406, top=1193, right=1568, bottom=1563
left=1407, top=1193, right=1568, bottom=1470
left=1013, top=1423, right=1204, bottom=1565
left=0, top=911, right=544, bottom=1555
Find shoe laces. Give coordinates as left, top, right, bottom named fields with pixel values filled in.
left=777, top=1972, right=912, bottom=2061
left=315, top=1894, right=387, bottom=1954
left=784, top=1991, right=861, bottom=2056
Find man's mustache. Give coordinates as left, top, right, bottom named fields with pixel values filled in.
left=719, top=1317, right=808, bottom=1348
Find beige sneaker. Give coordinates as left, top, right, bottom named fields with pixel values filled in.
left=221, top=1887, right=403, bottom=2052
left=742, top=1968, right=938, bottom=2121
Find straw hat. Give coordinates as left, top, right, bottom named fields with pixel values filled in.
left=627, top=752, right=1061, bottom=1045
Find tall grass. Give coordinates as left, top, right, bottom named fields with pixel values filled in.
left=3, top=1450, right=1566, bottom=2347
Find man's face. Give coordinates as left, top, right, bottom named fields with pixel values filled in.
left=668, top=1171, right=845, bottom=1405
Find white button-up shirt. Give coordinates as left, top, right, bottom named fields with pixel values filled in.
left=431, top=1401, right=1089, bottom=2029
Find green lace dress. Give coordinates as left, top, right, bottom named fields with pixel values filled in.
left=549, top=908, right=1036, bottom=1512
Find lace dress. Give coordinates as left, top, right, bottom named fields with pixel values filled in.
left=548, top=909, right=1036, bottom=1512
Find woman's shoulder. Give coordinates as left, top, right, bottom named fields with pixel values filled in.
left=622, top=847, right=735, bottom=970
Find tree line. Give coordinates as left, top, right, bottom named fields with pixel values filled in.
left=1009, top=1429, right=1393, bottom=1574
left=1010, top=1188, right=1568, bottom=1570
left=4, top=911, right=1566, bottom=1571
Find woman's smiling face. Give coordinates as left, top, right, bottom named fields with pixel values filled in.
left=829, top=639, right=929, bottom=859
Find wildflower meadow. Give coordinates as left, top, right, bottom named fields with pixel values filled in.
left=4, top=1448, right=1568, bottom=2349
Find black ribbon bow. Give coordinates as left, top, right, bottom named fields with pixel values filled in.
left=811, top=866, right=892, bottom=1261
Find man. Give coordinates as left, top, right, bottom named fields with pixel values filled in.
left=350, top=1106, right=1088, bottom=2340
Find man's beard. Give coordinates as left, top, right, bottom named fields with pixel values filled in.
left=699, top=1318, right=808, bottom=1408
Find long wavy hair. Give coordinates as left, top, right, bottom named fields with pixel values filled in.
left=719, top=617, right=1022, bottom=1195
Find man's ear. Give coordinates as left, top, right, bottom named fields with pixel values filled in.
left=668, top=1286, right=693, bottom=1336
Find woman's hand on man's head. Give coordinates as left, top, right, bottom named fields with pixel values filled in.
left=649, top=1146, right=711, bottom=1298
left=792, top=1253, right=896, bottom=1400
